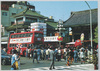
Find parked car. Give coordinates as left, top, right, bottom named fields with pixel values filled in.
left=1, top=49, right=12, bottom=65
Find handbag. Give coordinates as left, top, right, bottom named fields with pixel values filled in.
left=11, top=61, right=18, bottom=69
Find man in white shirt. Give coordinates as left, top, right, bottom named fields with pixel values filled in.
left=57, top=48, right=61, bottom=61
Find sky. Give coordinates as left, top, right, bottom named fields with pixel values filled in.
left=28, top=1, right=98, bottom=22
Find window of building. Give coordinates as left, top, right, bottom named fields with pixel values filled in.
left=26, top=17, right=37, bottom=22
left=16, top=18, right=23, bottom=22
left=11, top=22, right=14, bottom=25
left=1, top=27, right=4, bottom=36
left=2, top=12, right=7, bottom=16
left=12, top=13, right=16, bottom=15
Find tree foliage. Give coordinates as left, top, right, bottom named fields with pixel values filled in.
left=94, top=26, right=98, bottom=43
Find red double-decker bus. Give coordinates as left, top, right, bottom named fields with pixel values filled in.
left=7, top=31, right=44, bottom=56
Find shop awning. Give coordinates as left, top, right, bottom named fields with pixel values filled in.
left=66, top=42, right=75, bottom=45
left=1, top=42, right=8, bottom=44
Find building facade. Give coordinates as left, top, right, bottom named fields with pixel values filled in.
left=64, top=8, right=98, bottom=46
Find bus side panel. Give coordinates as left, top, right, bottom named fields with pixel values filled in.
left=20, top=47, right=27, bottom=56
left=32, top=32, right=34, bottom=44
left=7, top=34, right=12, bottom=54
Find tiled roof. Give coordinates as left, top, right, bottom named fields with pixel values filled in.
left=64, top=8, right=98, bottom=27
left=5, top=24, right=28, bottom=31
left=46, top=22, right=58, bottom=30
left=12, top=9, right=47, bottom=18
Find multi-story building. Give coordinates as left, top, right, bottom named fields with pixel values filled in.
left=1, top=1, right=38, bottom=47
left=1, top=1, right=29, bottom=35
left=1, top=1, right=68, bottom=48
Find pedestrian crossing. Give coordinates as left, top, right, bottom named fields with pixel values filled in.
left=22, top=64, right=94, bottom=70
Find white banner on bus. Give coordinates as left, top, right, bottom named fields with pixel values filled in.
left=10, top=37, right=32, bottom=43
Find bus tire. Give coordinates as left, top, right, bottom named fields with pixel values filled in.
left=23, top=51, right=26, bottom=57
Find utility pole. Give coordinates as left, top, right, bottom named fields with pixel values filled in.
left=85, top=1, right=93, bottom=54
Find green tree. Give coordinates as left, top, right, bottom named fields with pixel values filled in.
left=94, top=26, right=98, bottom=43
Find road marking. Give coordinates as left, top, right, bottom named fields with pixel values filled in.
left=22, top=64, right=94, bottom=70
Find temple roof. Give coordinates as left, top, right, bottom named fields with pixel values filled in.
left=63, top=8, right=98, bottom=27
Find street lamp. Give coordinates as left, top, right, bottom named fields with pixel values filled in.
left=85, top=1, right=93, bottom=54
left=55, top=19, right=65, bottom=48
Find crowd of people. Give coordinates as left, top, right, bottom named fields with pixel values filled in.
left=9, top=44, right=98, bottom=70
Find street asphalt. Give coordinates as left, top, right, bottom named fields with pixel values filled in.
left=1, top=57, right=94, bottom=70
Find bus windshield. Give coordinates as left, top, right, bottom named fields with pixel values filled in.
left=35, top=33, right=43, bottom=37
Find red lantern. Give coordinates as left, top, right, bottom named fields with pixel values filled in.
left=75, top=39, right=82, bottom=47
left=57, top=36, right=63, bottom=41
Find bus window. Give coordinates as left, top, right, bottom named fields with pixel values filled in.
left=22, top=44, right=27, bottom=47
left=17, top=34, right=19, bottom=38
left=10, top=44, right=11, bottom=47
left=25, top=44, right=27, bottom=47
left=28, top=33, right=31, bottom=37
left=22, top=34, right=25, bottom=37
left=22, top=44, right=24, bottom=47
left=26, top=33, right=29, bottom=37
left=20, top=34, right=23, bottom=37
left=14, top=44, right=16, bottom=47
left=11, top=35, right=14, bottom=38
left=16, top=35, right=18, bottom=38
left=19, top=34, right=21, bottom=37
left=14, top=35, right=16, bottom=38
left=40, top=33, right=43, bottom=37
left=35, top=33, right=39, bottom=37
left=11, top=44, right=13, bottom=47
left=35, top=33, right=43, bottom=37
left=23, top=34, right=26, bottom=37
left=30, top=33, right=33, bottom=37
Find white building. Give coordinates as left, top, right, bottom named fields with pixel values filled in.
left=31, top=22, right=47, bottom=37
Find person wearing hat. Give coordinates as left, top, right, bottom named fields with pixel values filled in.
left=11, top=50, right=20, bottom=70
